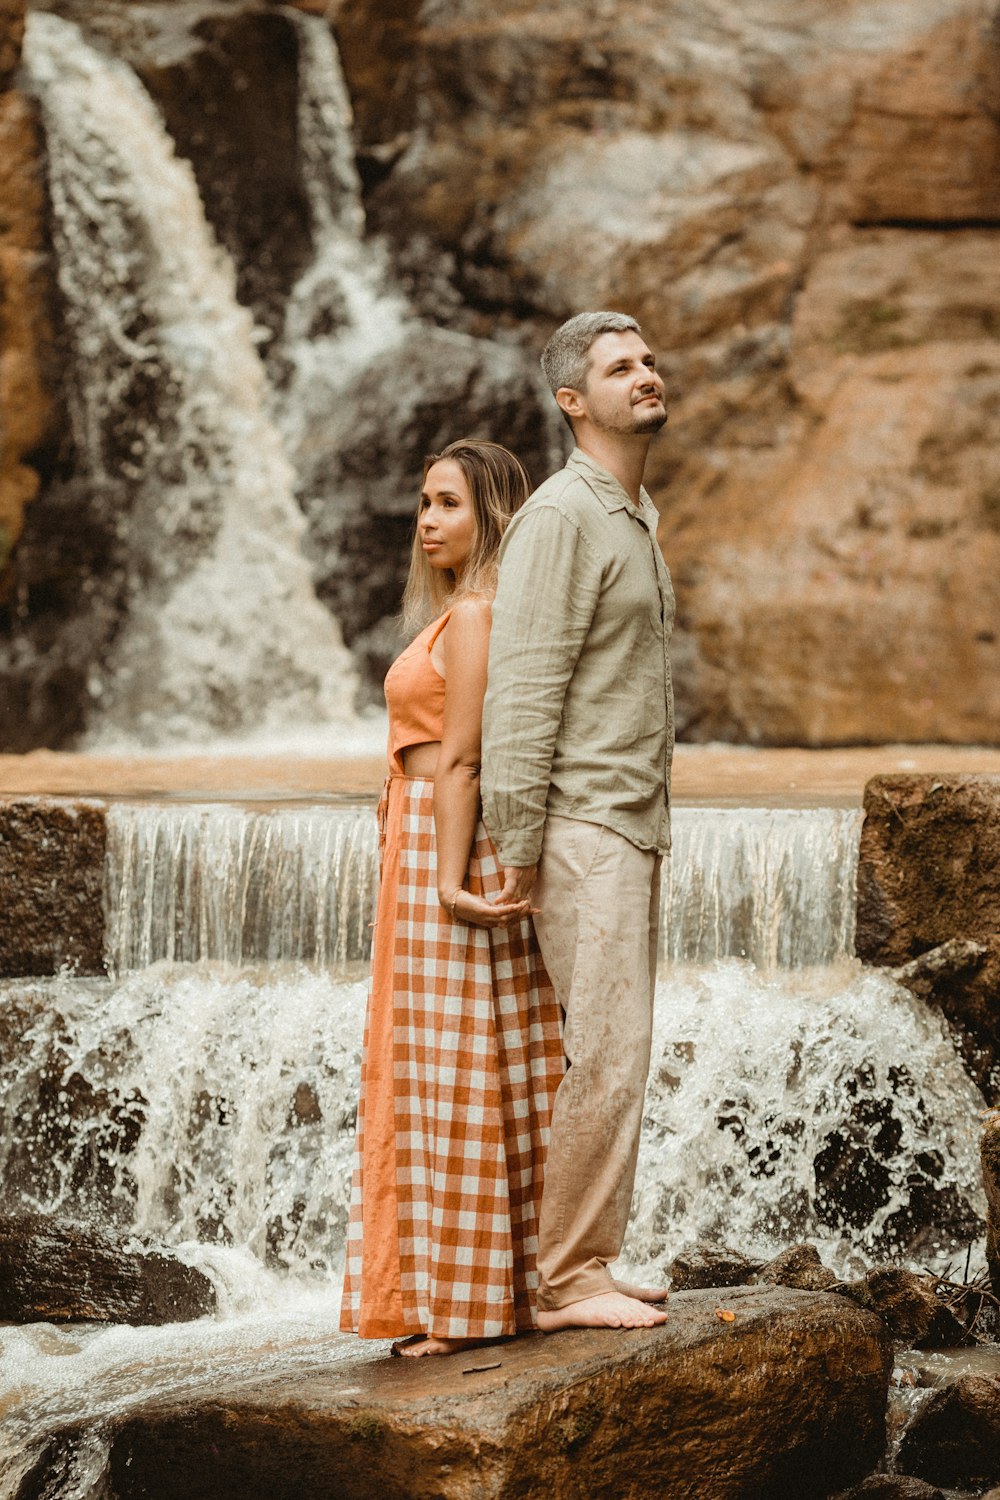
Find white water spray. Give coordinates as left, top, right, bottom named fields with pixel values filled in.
left=0, top=800, right=988, bottom=1491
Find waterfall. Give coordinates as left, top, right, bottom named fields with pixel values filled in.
left=664, top=806, right=862, bottom=966
left=104, top=803, right=378, bottom=976
left=0, top=798, right=987, bottom=1488
left=0, top=799, right=980, bottom=1271
left=272, top=13, right=407, bottom=457
left=103, top=803, right=863, bottom=973
left=23, top=13, right=359, bottom=749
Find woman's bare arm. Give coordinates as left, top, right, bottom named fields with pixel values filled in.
left=434, top=599, right=531, bottom=928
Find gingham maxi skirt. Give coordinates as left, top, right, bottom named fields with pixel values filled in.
left=340, top=775, right=565, bottom=1339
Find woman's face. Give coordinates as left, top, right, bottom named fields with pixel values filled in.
left=418, top=459, right=477, bottom=579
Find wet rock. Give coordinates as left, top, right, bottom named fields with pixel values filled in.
left=753, top=1243, right=841, bottom=1292
left=836, top=1478, right=945, bottom=1500
left=834, top=1267, right=969, bottom=1349
left=293, top=322, right=563, bottom=700
left=668, top=1242, right=762, bottom=1291
left=857, top=776, right=1000, bottom=963
left=856, top=775, right=1000, bottom=1101
left=895, top=1373, right=1000, bottom=1490
left=0, top=797, right=106, bottom=976
left=984, top=1114, right=1000, bottom=1297
left=0, top=1214, right=215, bottom=1324
left=104, top=1287, right=891, bottom=1500
left=13, top=1427, right=110, bottom=1500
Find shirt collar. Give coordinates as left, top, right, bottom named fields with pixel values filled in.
left=566, top=447, right=656, bottom=528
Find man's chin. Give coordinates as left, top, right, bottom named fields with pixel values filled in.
left=631, top=409, right=668, bottom=434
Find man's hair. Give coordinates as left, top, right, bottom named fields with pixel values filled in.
left=540, top=311, right=642, bottom=398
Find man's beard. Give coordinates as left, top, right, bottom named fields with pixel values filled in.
left=631, top=407, right=668, bottom=434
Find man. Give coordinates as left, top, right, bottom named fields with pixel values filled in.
left=481, top=310, right=674, bottom=1331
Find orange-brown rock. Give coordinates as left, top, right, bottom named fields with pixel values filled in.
left=97, top=1287, right=890, bottom=1500
left=336, top=0, right=1000, bottom=745
left=856, top=775, right=1000, bottom=963
left=855, top=774, right=1000, bottom=1099
left=0, top=83, right=61, bottom=585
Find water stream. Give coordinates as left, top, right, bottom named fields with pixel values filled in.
left=22, top=12, right=363, bottom=751
left=0, top=800, right=988, bottom=1494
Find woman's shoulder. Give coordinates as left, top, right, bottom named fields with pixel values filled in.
left=448, top=593, right=493, bottom=625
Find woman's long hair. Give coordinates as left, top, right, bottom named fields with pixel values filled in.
left=401, top=439, right=531, bottom=634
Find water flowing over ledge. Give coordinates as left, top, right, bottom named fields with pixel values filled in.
left=105, top=803, right=378, bottom=976
left=104, top=802, right=864, bottom=975
left=0, top=795, right=986, bottom=1487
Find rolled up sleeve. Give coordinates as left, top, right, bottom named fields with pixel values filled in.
left=482, top=506, right=601, bottom=865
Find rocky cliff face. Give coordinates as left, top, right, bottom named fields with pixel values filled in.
left=1, top=0, right=999, bottom=744
left=335, top=0, right=1000, bottom=744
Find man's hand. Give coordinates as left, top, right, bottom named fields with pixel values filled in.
left=497, top=864, right=538, bottom=904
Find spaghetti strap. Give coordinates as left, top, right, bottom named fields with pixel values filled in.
left=426, top=609, right=453, bottom=652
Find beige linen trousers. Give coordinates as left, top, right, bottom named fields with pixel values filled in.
left=531, top=814, right=661, bottom=1310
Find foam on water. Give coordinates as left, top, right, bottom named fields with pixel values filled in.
left=0, top=956, right=986, bottom=1493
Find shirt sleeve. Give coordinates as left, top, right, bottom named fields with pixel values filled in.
left=481, top=505, right=602, bottom=865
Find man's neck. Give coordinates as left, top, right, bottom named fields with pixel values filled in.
left=573, top=430, right=650, bottom=507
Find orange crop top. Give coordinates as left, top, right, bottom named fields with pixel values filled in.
left=383, top=610, right=452, bottom=773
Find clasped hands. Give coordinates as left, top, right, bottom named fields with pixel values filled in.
left=439, top=864, right=538, bottom=929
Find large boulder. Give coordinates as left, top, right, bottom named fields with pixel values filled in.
left=335, top=0, right=1000, bottom=747
left=895, top=1373, right=1000, bottom=1490
left=91, top=1287, right=891, bottom=1500
left=856, top=776, right=1000, bottom=963
left=855, top=775, right=1000, bottom=1101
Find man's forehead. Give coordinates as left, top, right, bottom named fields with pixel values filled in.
left=587, top=329, right=653, bottom=368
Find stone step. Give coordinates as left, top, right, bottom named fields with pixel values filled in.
left=85, top=1287, right=891, bottom=1500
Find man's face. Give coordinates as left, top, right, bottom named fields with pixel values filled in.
left=571, top=330, right=668, bottom=436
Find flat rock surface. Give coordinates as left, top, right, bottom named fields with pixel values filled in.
left=99, top=1287, right=891, bottom=1500
left=5, top=745, right=1000, bottom=805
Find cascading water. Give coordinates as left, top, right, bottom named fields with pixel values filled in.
left=100, top=802, right=862, bottom=973
left=22, top=13, right=360, bottom=749
left=272, top=11, right=407, bottom=451
left=0, top=799, right=988, bottom=1493
left=104, top=803, right=378, bottom=975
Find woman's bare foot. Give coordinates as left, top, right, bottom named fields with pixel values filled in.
left=537, top=1291, right=669, bottom=1332
left=613, top=1279, right=669, bottom=1304
left=391, top=1334, right=497, bottom=1358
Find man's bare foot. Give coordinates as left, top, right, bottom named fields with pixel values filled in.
left=537, top=1291, right=669, bottom=1332
left=613, top=1279, right=669, bottom=1304
left=391, top=1334, right=497, bottom=1358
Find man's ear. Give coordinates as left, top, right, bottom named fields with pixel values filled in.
left=556, top=386, right=584, bottom=423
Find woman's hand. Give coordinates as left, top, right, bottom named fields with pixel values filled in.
left=441, top=887, right=534, bottom=929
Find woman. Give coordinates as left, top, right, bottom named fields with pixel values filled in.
left=340, top=439, right=565, bottom=1357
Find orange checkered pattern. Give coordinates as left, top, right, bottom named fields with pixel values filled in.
left=341, top=776, right=564, bottom=1339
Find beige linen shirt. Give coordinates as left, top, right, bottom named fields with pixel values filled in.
left=482, top=447, right=675, bottom=867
